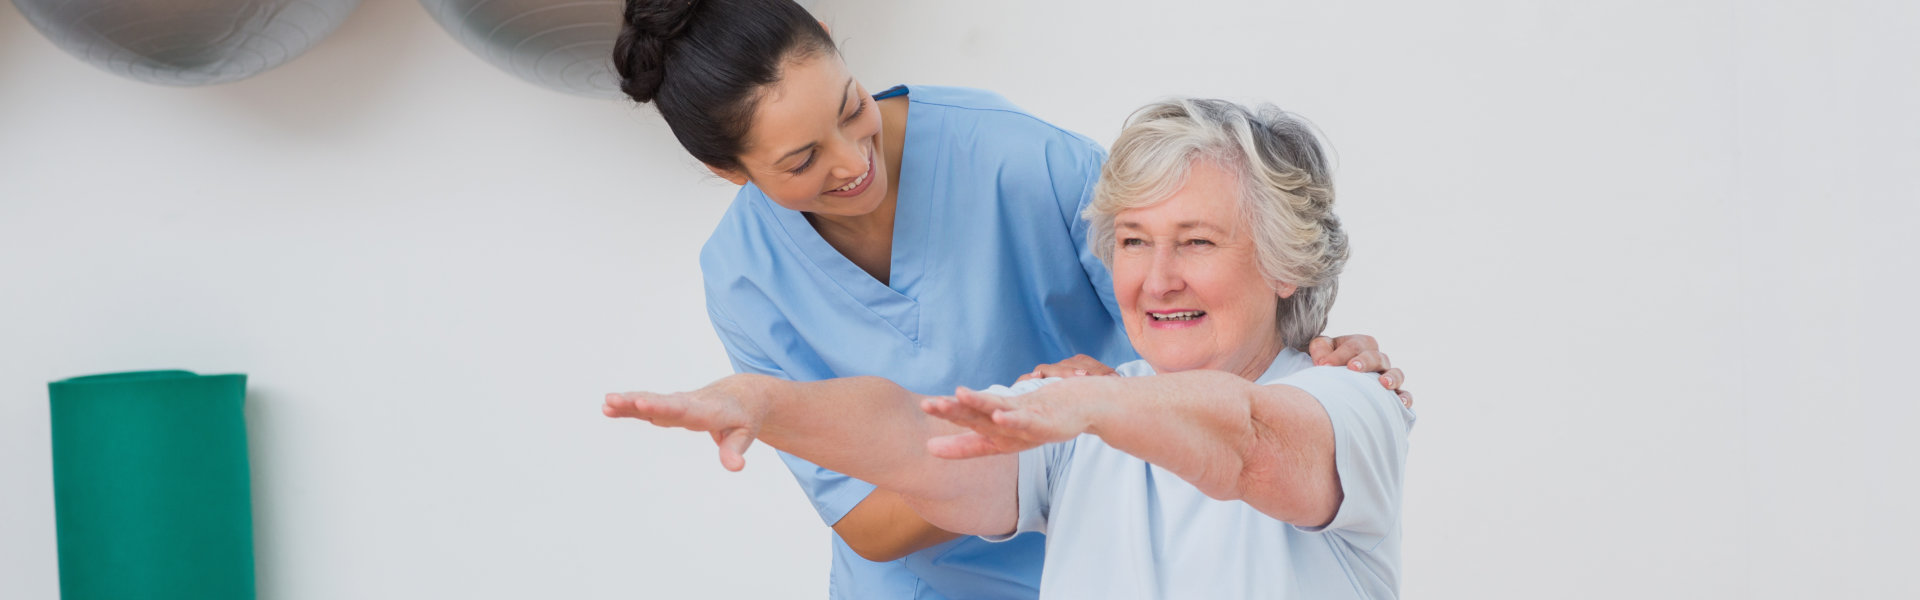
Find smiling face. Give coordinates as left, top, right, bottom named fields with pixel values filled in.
left=708, top=53, right=889, bottom=218
left=1112, top=159, right=1296, bottom=380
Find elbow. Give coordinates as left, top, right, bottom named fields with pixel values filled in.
left=843, top=536, right=917, bottom=563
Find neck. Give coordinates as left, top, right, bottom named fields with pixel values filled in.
left=803, top=94, right=911, bottom=284
left=1227, top=333, right=1289, bottom=382
left=808, top=198, right=896, bottom=243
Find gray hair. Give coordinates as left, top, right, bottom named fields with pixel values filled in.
left=1086, top=99, right=1350, bottom=351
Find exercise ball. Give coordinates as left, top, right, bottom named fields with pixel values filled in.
left=422, top=0, right=824, bottom=100
left=12, top=0, right=362, bottom=86
left=420, top=0, right=625, bottom=99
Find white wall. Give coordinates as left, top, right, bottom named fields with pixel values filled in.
left=4, top=1, right=1915, bottom=598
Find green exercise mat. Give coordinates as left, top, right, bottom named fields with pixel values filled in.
left=49, top=370, right=255, bottom=600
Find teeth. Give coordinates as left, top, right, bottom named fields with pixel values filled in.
left=1150, top=311, right=1206, bottom=321
left=832, top=162, right=871, bottom=192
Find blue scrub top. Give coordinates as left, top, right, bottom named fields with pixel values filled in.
left=699, top=85, right=1137, bottom=599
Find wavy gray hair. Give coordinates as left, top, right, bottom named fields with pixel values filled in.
left=1086, top=99, right=1350, bottom=351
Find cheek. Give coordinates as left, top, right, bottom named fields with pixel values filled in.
left=859, top=107, right=884, bottom=139
left=1111, top=260, right=1145, bottom=308
left=763, top=178, right=824, bottom=209
left=1196, top=262, right=1267, bottom=314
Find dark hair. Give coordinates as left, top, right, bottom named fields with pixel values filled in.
left=614, top=0, right=838, bottom=171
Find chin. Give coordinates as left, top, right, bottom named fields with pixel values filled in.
left=1139, top=350, right=1205, bottom=374
left=824, top=192, right=884, bottom=217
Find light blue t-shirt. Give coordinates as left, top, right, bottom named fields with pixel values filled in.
left=985, top=350, right=1416, bottom=599
left=699, top=85, right=1138, bottom=599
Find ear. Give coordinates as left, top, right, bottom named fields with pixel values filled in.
left=817, top=20, right=832, bottom=36
left=1272, top=280, right=1299, bottom=299
left=704, top=162, right=750, bottom=186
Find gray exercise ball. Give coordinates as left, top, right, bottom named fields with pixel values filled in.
left=12, top=0, right=362, bottom=86
left=420, top=0, right=626, bottom=100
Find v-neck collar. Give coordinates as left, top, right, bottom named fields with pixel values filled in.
left=765, top=85, right=932, bottom=343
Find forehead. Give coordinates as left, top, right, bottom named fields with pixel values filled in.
left=1118, top=160, right=1245, bottom=230
left=739, top=53, right=851, bottom=158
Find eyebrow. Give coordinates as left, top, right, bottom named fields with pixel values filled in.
left=1115, top=220, right=1224, bottom=232
left=772, top=77, right=857, bottom=166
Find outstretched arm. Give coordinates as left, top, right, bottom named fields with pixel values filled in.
left=605, top=374, right=1017, bottom=536
left=924, top=370, right=1340, bottom=527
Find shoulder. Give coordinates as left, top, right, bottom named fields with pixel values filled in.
left=698, top=185, right=783, bottom=299
left=1273, top=366, right=1414, bottom=431
left=699, top=185, right=770, bottom=266
left=906, top=85, right=1106, bottom=160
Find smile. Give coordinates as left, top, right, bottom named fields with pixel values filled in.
left=1149, top=310, right=1206, bottom=321
left=825, top=144, right=875, bottom=196
left=830, top=167, right=868, bottom=192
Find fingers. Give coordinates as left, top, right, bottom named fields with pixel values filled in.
left=603, top=392, right=683, bottom=422
left=927, top=432, right=1011, bottom=460
left=1318, top=334, right=1382, bottom=368
left=1062, top=354, right=1116, bottom=376
left=954, top=387, right=1016, bottom=413
left=1336, top=334, right=1380, bottom=352
left=1023, top=355, right=1116, bottom=380
left=607, top=390, right=759, bottom=472
left=1378, top=367, right=1404, bottom=391
left=1344, top=350, right=1392, bottom=374
left=605, top=391, right=744, bottom=433
left=990, top=409, right=1034, bottom=431
left=923, top=395, right=1000, bottom=433
left=1027, top=364, right=1082, bottom=380
left=1307, top=336, right=1335, bottom=365
left=1399, top=390, right=1413, bottom=409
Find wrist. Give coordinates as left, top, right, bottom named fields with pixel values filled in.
left=1075, top=376, right=1127, bottom=438
left=721, top=373, right=780, bottom=420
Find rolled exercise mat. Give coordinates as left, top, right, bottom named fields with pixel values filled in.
left=49, top=370, right=255, bottom=600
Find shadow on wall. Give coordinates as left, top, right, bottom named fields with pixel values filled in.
left=0, top=1, right=432, bottom=136
left=0, top=4, right=31, bottom=96
left=243, top=388, right=281, bottom=600
left=196, top=0, right=430, bottom=138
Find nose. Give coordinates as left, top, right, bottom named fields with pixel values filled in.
left=1143, top=245, right=1185, bottom=298
left=827, top=136, right=867, bottom=180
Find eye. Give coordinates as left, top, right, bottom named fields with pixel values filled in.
left=789, top=152, right=816, bottom=174
left=1120, top=237, right=1146, bottom=248
left=1184, top=238, right=1215, bottom=247
left=841, top=96, right=868, bottom=125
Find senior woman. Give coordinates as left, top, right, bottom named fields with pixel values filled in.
left=605, top=99, right=1413, bottom=598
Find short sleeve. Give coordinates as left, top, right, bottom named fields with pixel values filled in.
left=1278, top=367, right=1415, bottom=551
left=973, top=379, right=1078, bottom=542
left=706, top=302, right=877, bottom=525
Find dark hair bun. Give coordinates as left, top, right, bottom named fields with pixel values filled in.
left=614, top=0, right=705, bottom=103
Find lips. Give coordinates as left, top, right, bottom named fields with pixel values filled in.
left=1146, top=309, right=1207, bottom=329
left=1149, top=310, right=1206, bottom=321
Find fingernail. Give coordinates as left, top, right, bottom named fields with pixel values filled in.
left=1074, top=369, right=1088, bottom=376
left=1350, top=360, right=1362, bottom=369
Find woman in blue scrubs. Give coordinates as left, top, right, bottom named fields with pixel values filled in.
left=611, top=1, right=1408, bottom=598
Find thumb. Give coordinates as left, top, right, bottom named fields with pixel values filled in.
left=715, top=428, right=755, bottom=472
left=1307, top=336, right=1335, bottom=365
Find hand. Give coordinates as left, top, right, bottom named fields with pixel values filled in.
left=1307, top=334, right=1413, bottom=409
left=1015, top=354, right=1117, bottom=382
left=602, top=375, right=772, bottom=472
left=921, top=383, right=1098, bottom=459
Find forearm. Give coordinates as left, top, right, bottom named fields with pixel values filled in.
left=749, top=375, right=1012, bottom=516
left=1078, top=371, right=1338, bottom=525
